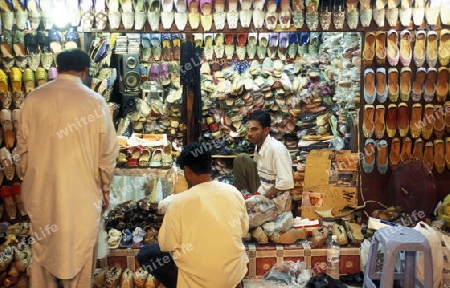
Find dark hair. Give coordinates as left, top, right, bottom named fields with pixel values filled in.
left=248, top=109, right=271, bottom=128
left=176, top=142, right=212, bottom=174
left=56, top=49, right=91, bottom=73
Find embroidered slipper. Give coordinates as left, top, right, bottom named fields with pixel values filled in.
left=413, top=30, right=426, bottom=67
left=442, top=1, right=450, bottom=25
left=0, top=31, right=13, bottom=59
left=332, top=0, right=345, bottom=29
left=438, top=28, right=450, bottom=67
left=286, top=33, right=298, bottom=59
left=64, top=28, right=80, bottom=50
left=268, top=32, right=279, bottom=59
left=387, top=29, right=399, bottom=66
left=23, top=68, right=35, bottom=93
left=36, top=31, right=49, bottom=53
left=41, top=52, right=54, bottom=70
left=161, top=0, right=175, bottom=29
left=11, top=183, right=26, bottom=217
left=15, top=10, right=28, bottom=30
left=0, top=69, right=8, bottom=93
left=0, top=92, right=11, bottom=109
left=239, top=0, right=253, bottom=28
left=253, top=0, right=266, bottom=28
left=398, top=0, right=411, bottom=26
left=151, top=34, right=162, bottom=61
left=257, top=32, right=269, bottom=59
left=10, top=67, right=22, bottom=93
left=0, top=185, right=16, bottom=220
left=175, top=0, right=188, bottom=30
left=200, top=0, right=213, bottom=30
left=224, top=33, right=235, bottom=59
left=214, top=33, right=225, bottom=59
left=24, top=32, right=37, bottom=55
left=424, top=0, right=439, bottom=25
left=385, top=0, right=398, bottom=25
left=13, top=91, right=24, bottom=108
left=227, top=0, right=239, bottom=29
left=147, top=0, right=161, bottom=31
left=265, top=0, right=279, bottom=30
left=1, top=10, right=14, bottom=31
left=48, top=29, right=62, bottom=53
left=172, top=33, right=182, bottom=60
left=278, top=32, right=289, bottom=61
left=188, top=0, right=201, bottom=29
left=122, top=10, right=135, bottom=30
left=161, top=33, right=172, bottom=61
left=426, top=30, right=438, bottom=68
left=204, top=33, right=214, bottom=60
left=0, top=110, right=14, bottom=149
left=35, top=67, right=48, bottom=87
left=279, top=0, right=291, bottom=29
left=246, top=33, right=257, bottom=59
left=319, top=0, right=331, bottom=30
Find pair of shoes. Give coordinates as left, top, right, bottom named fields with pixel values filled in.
left=363, top=138, right=388, bottom=174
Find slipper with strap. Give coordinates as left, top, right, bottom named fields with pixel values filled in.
left=23, top=68, right=35, bottom=93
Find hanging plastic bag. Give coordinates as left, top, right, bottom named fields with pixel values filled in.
left=414, top=221, right=443, bottom=288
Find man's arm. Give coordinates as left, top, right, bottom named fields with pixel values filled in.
left=98, top=102, right=119, bottom=212
left=158, top=200, right=181, bottom=252
left=265, top=147, right=294, bottom=199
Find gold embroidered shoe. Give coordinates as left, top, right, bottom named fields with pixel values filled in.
left=409, top=103, right=423, bottom=138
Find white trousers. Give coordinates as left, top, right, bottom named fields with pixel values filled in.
left=30, top=247, right=97, bottom=288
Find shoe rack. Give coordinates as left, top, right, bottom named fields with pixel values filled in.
left=359, top=17, right=450, bottom=215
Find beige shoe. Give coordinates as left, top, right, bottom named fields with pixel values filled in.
left=331, top=223, right=348, bottom=245
left=104, top=264, right=122, bottom=288
left=120, top=268, right=134, bottom=288
left=93, top=267, right=107, bottom=288
left=345, top=222, right=364, bottom=244
left=270, top=228, right=307, bottom=244
left=312, top=227, right=328, bottom=247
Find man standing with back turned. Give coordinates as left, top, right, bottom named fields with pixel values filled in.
left=16, top=48, right=118, bottom=287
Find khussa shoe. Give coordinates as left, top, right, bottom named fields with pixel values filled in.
left=318, top=0, right=332, bottom=30
left=397, top=102, right=409, bottom=137
left=412, top=0, right=425, bottom=25
left=376, top=140, right=388, bottom=174
left=359, top=5, right=373, bottom=27
left=411, top=67, right=426, bottom=102
left=399, top=0, right=411, bottom=26
left=399, top=67, right=412, bottom=102
left=346, top=0, right=359, bottom=29
left=93, top=268, right=107, bottom=288
left=438, top=29, right=450, bottom=67
left=375, top=105, right=385, bottom=139
left=364, top=68, right=376, bottom=104
left=363, top=105, right=375, bottom=138
left=253, top=0, right=266, bottom=29
left=424, top=67, right=437, bottom=102
left=332, top=0, right=345, bottom=29
left=446, top=101, right=450, bottom=134
left=424, top=0, right=439, bottom=25
left=386, top=104, right=397, bottom=137
left=409, top=103, right=423, bottom=138
left=434, top=105, right=445, bottom=139
left=387, top=29, right=400, bottom=66
left=375, top=31, right=386, bottom=65
left=400, top=136, right=413, bottom=162
left=363, top=138, right=376, bottom=173
left=363, top=32, right=376, bottom=65
left=0, top=186, right=16, bottom=220
left=104, top=264, right=123, bottom=288
left=438, top=139, right=449, bottom=172
left=446, top=137, right=450, bottom=170
left=388, top=67, right=399, bottom=102
left=120, top=268, right=134, bottom=287
left=413, top=30, right=426, bottom=67
left=376, top=67, right=388, bottom=103
left=213, top=0, right=226, bottom=29
left=389, top=137, right=401, bottom=168
left=385, top=0, right=398, bottom=26
left=437, top=67, right=449, bottom=103
left=399, top=29, right=412, bottom=66
left=423, top=141, right=434, bottom=171
left=412, top=138, right=424, bottom=161
left=422, top=104, right=434, bottom=140
left=426, top=31, right=438, bottom=68
left=373, top=0, right=386, bottom=27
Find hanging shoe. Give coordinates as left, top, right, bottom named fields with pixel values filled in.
left=388, top=67, right=399, bottom=102
left=399, top=66, right=412, bottom=102
left=389, top=137, right=401, bottom=168
left=413, top=30, right=426, bottom=67
left=426, top=31, right=438, bottom=68
left=363, top=32, right=376, bottom=65
left=435, top=139, right=445, bottom=173
left=424, top=67, right=437, bottom=103
left=411, top=67, right=425, bottom=102
left=422, top=104, right=434, bottom=140
left=434, top=104, right=445, bottom=139
left=409, top=103, right=423, bottom=138
left=213, top=0, right=226, bottom=29
left=363, top=105, right=375, bottom=138
left=437, top=67, right=449, bottom=103
left=412, top=138, right=424, bottom=161
left=398, top=102, right=409, bottom=137
left=375, top=105, right=385, bottom=139
left=445, top=137, right=450, bottom=170
left=400, top=136, right=413, bottom=162
left=386, top=103, right=397, bottom=138
left=387, top=29, right=399, bottom=66
left=423, top=141, right=434, bottom=171
left=376, top=140, right=388, bottom=174
left=376, top=67, right=388, bottom=103
left=438, top=29, right=450, bottom=67
left=364, top=68, right=376, bottom=104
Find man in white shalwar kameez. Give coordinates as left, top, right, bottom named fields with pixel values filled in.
left=16, top=49, right=118, bottom=287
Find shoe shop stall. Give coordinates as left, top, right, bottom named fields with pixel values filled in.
left=0, top=0, right=450, bottom=286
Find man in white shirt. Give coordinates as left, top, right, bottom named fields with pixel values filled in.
left=239, top=110, right=294, bottom=202
left=137, top=142, right=249, bottom=288
left=16, top=49, right=118, bottom=287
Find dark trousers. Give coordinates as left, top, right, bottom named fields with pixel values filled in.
left=233, top=153, right=260, bottom=193
left=137, top=243, right=178, bottom=288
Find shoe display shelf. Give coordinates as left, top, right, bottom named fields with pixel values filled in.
left=360, top=25, right=450, bottom=214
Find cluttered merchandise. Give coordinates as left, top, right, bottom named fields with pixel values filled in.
left=2, top=0, right=450, bottom=286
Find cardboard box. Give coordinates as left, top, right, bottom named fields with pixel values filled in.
left=301, top=150, right=359, bottom=220
left=245, top=243, right=360, bottom=278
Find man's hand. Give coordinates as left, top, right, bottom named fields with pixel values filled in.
left=264, top=187, right=280, bottom=199
left=102, top=191, right=110, bottom=213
